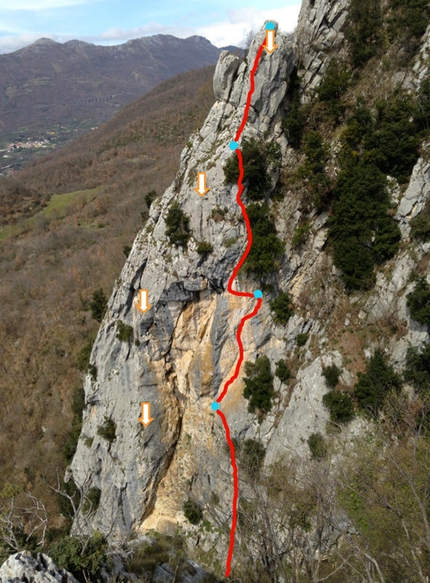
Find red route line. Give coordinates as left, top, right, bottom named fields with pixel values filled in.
left=216, top=409, right=238, bottom=575
left=215, top=39, right=266, bottom=578
left=235, top=42, right=265, bottom=143
left=225, top=149, right=254, bottom=300
left=216, top=297, right=262, bottom=403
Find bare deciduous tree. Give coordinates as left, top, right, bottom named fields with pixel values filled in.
left=0, top=486, right=48, bottom=553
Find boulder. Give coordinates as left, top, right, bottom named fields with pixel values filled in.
left=0, top=552, right=79, bottom=583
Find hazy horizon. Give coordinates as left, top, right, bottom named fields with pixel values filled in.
left=0, top=0, right=301, bottom=54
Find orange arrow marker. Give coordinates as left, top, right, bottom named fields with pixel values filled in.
left=194, top=172, right=210, bottom=196
left=136, top=289, right=151, bottom=314
left=264, top=29, right=278, bottom=54
left=138, top=402, right=154, bottom=426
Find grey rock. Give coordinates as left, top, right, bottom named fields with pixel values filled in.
left=228, top=23, right=295, bottom=133
left=68, top=1, right=430, bottom=574
left=213, top=51, right=241, bottom=102
left=295, top=0, right=350, bottom=97
left=70, top=21, right=295, bottom=538
left=0, top=552, right=79, bottom=583
left=265, top=358, right=329, bottom=462
left=153, top=560, right=217, bottom=583
left=364, top=252, right=415, bottom=323
left=396, top=157, right=430, bottom=239
left=408, top=23, right=430, bottom=88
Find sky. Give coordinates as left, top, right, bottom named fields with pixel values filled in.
left=0, top=0, right=302, bottom=54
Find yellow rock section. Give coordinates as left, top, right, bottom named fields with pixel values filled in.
left=140, top=289, right=258, bottom=533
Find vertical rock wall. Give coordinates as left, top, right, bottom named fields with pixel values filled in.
left=70, top=24, right=295, bottom=539
left=70, top=1, right=430, bottom=568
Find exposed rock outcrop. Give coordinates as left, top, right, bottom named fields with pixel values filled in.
left=70, top=1, right=430, bottom=574
left=152, top=560, right=216, bottom=583
left=70, top=22, right=296, bottom=539
left=295, top=0, right=350, bottom=96
left=0, top=552, right=78, bottom=583
left=397, top=157, right=430, bottom=239
left=411, top=23, right=430, bottom=86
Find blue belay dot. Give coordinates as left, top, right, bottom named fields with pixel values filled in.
left=254, top=290, right=263, bottom=299
left=229, top=141, right=239, bottom=151
left=266, top=22, right=276, bottom=30
left=211, top=402, right=220, bottom=411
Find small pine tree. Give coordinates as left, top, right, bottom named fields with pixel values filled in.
left=354, top=349, right=402, bottom=416
left=165, top=201, right=191, bottom=247
left=282, top=67, right=305, bottom=149
left=196, top=241, right=213, bottom=255
left=406, top=277, right=430, bottom=326
left=296, top=333, right=309, bottom=347
left=97, top=417, right=116, bottom=442
left=404, top=342, right=430, bottom=393
left=275, top=359, right=291, bottom=383
left=223, top=137, right=280, bottom=200
left=145, top=189, right=157, bottom=209
left=244, top=203, right=284, bottom=279
left=183, top=499, right=203, bottom=525
left=322, top=364, right=341, bottom=389
left=270, top=292, right=294, bottom=326
left=307, top=432, right=328, bottom=460
left=89, top=288, right=107, bottom=323
left=243, top=355, right=274, bottom=416
left=116, top=320, right=134, bottom=343
left=345, top=0, right=383, bottom=67
left=76, top=339, right=94, bottom=372
left=323, top=391, right=355, bottom=423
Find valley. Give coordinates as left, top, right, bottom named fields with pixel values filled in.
left=0, top=34, right=223, bottom=171
left=0, top=118, right=104, bottom=174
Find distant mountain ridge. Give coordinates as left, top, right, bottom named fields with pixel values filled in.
left=0, top=34, right=223, bottom=142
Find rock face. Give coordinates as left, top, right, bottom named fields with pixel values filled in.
left=397, top=157, right=430, bottom=239
left=0, top=552, right=79, bottom=583
left=70, top=22, right=295, bottom=539
left=295, top=0, right=350, bottom=95
left=152, top=560, right=215, bottom=583
left=70, top=1, right=430, bottom=572
left=411, top=23, right=430, bottom=85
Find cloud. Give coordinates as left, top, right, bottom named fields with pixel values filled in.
left=199, top=6, right=301, bottom=47
left=0, top=3, right=302, bottom=54
left=98, top=5, right=301, bottom=48
left=0, top=23, right=26, bottom=35
left=0, top=0, right=98, bottom=10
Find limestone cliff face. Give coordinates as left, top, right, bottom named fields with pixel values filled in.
left=70, top=0, right=430, bottom=565
left=70, top=23, right=296, bottom=539
left=295, top=0, right=350, bottom=95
